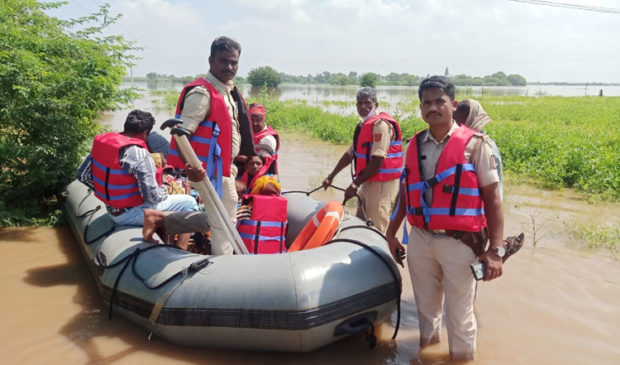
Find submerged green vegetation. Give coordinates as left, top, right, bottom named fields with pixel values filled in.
left=259, top=94, right=620, bottom=201
left=149, top=88, right=620, bottom=202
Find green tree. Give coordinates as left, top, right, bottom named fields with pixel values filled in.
left=507, top=74, right=527, bottom=86
left=329, top=73, right=349, bottom=85
left=0, top=0, right=137, bottom=225
left=247, top=66, right=282, bottom=88
left=360, top=72, right=379, bottom=88
left=146, top=72, right=158, bottom=80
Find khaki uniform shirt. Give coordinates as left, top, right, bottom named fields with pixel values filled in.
left=179, top=71, right=241, bottom=174
left=404, top=121, right=498, bottom=204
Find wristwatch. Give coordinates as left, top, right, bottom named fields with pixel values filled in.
left=490, top=246, right=506, bottom=258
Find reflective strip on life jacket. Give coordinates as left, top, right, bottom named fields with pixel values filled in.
left=353, top=113, right=403, bottom=182
left=90, top=132, right=147, bottom=209
left=404, top=126, right=487, bottom=232
left=236, top=195, right=288, bottom=254
left=167, top=78, right=236, bottom=197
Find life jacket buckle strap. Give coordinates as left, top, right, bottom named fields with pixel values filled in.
left=424, top=176, right=439, bottom=189
left=442, top=185, right=454, bottom=193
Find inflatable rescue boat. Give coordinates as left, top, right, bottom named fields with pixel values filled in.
left=63, top=180, right=401, bottom=352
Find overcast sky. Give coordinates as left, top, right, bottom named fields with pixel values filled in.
left=48, top=0, right=620, bottom=83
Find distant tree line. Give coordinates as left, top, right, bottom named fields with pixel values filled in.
left=246, top=68, right=528, bottom=88
left=133, top=69, right=528, bottom=89
left=145, top=72, right=196, bottom=84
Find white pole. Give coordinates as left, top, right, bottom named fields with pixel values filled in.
left=171, top=132, right=248, bottom=255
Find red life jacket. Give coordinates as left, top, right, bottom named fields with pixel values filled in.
left=167, top=78, right=234, bottom=195
left=155, top=165, right=176, bottom=186
left=253, top=125, right=280, bottom=173
left=353, top=112, right=403, bottom=182
left=240, top=155, right=276, bottom=193
left=237, top=194, right=288, bottom=254
left=404, top=125, right=486, bottom=232
left=253, top=125, right=280, bottom=155
left=90, top=132, right=147, bottom=209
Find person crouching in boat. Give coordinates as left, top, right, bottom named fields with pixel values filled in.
left=238, top=154, right=277, bottom=195
left=143, top=167, right=288, bottom=255
left=322, top=87, right=403, bottom=233
left=77, top=110, right=199, bottom=250
left=236, top=175, right=287, bottom=254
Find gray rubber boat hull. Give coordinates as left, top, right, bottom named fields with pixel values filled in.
left=63, top=180, right=401, bottom=352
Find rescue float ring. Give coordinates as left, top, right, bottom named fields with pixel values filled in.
left=288, top=201, right=344, bottom=251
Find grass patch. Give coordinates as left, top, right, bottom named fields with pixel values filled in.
left=155, top=89, right=620, bottom=201
left=563, top=219, right=619, bottom=253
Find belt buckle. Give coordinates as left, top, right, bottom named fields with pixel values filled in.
left=429, top=229, right=447, bottom=235
left=107, top=206, right=126, bottom=217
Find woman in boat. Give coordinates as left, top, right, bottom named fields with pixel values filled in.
left=238, top=153, right=277, bottom=195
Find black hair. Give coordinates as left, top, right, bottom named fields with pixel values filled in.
left=248, top=154, right=265, bottom=165
left=123, top=110, right=155, bottom=134
left=455, top=100, right=471, bottom=115
left=210, top=36, right=241, bottom=58
left=418, top=75, right=456, bottom=101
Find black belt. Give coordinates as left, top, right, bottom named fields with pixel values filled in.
left=107, top=206, right=128, bottom=217
left=422, top=225, right=465, bottom=239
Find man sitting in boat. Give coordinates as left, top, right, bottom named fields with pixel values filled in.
left=250, top=103, right=280, bottom=172
left=143, top=167, right=288, bottom=254
left=77, top=110, right=200, bottom=249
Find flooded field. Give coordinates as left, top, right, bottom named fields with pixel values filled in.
left=1, top=131, right=619, bottom=364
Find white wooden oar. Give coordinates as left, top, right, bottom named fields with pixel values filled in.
left=162, top=119, right=248, bottom=255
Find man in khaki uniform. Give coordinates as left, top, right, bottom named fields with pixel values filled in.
left=322, top=87, right=402, bottom=233
left=176, top=37, right=244, bottom=222
left=145, top=36, right=252, bottom=255
left=386, top=76, right=505, bottom=361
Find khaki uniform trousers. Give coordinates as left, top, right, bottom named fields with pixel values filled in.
left=356, top=179, right=399, bottom=233
left=407, top=226, right=478, bottom=360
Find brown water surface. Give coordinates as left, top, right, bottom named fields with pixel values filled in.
left=2, top=107, right=619, bottom=364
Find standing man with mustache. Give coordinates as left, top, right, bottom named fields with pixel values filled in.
left=322, top=87, right=403, bottom=233
left=164, top=36, right=254, bottom=255
left=386, top=76, right=504, bottom=361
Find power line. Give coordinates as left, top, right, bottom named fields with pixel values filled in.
left=507, top=0, right=620, bottom=14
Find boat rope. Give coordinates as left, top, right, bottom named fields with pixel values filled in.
left=282, top=184, right=373, bottom=227
left=91, top=243, right=210, bottom=319
left=79, top=206, right=117, bottom=245
left=325, top=236, right=402, bottom=343
left=74, top=188, right=212, bottom=321
left=75, top=190, right=116, bottom=245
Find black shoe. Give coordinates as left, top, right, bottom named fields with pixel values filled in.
left=503, top=232, right=525, bottom=263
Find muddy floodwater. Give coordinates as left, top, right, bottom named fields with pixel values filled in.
left=1, top=131, right=619, bottom=365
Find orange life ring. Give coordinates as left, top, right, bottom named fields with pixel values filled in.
left=288, top=201, right=344, bottom=252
